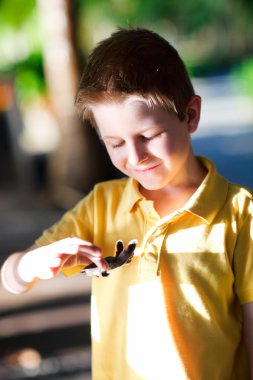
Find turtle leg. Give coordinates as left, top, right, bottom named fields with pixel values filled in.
left=115, top=240, right=124, bottom=257
left=101, top=271, right=110, bottom=277
left=126, top=240, right=138, bottom=263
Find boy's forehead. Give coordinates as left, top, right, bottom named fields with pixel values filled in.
left=91, top=95, right=163, bottom=117
left=124, top=97, right=153, bottom=117
left=92, top=96, right=173, bottom=137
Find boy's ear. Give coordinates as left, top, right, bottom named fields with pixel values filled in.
left=185, top=95, right=201, bottom=133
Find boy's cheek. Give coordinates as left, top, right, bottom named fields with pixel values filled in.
left=107, top=150, right=124, bottom=166
left=111, top=156, right=128, bottom=175
left=106, top=148, right=130, bottom=175
left=112, top=159, right=126, bottom=172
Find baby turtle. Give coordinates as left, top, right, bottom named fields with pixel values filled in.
left=81, top=239, right=138, bottom=277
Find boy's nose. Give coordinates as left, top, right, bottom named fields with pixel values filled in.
left=127, top=143, right=148, bottom=167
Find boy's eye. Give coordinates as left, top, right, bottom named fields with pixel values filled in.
left=107, top=131, right=163, bottom=148
left=141, top=132, right=162, bottom=141
left=110, top=141, right=125, bottom=149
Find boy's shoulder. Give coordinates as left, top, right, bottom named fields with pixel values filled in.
left=202, top=155, right=253, bottom=207
left=226, top=180, right=253, bottom=213
left=227, top=180, right=253, bottom=199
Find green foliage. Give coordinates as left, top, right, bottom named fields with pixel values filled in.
left=0, top=0, right=36, bottom=28
left=232, top=58, right=253, bottom=95
left=1, top=0, right=253, bottom=102
left=14, top=52, right=46, bottom=103
left=76, top=0, right=253, bottom=78
left=0, top=53, right=45, bottom=104
left=0, top=0, right=44, bottom=103
left=76, top=0, right=232, bottom=34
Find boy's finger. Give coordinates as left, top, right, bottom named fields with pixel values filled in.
left=79, top=246, right=102, bottom=257
left=51, top=238, right=102, bottom=256
left=90, top=256, right=109, bottom=271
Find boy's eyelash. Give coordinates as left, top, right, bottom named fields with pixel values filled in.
left=111, top=141, right=125, bottom=148
left=142, top=135, right=154, bottom=141
left=109, top=132, right=163, bottom=148
left=141, top=132, right=162, bottom=141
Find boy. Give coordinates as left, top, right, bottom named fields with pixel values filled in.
left=1, top=28, right=253, bottom=379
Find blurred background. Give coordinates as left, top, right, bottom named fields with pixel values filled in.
left=0, top=0, right=253, bottom=379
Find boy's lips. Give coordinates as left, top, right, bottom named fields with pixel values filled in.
left=133, top=163, right=161, bottom=173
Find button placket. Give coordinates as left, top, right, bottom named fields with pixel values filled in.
left=140, top=224, right=167, bottom=280
left=139, top=202, right=181, bottom=280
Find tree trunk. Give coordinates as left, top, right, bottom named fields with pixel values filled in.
left=37, top=0, right=118, bottom=208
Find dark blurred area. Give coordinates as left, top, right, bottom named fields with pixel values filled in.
left=0, top=0, right=253, bottom=379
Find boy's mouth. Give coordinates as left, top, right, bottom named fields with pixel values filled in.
left=134, top=163, right=161, bottom=173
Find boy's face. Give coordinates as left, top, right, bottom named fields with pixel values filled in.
left=92, top=96, right=200, bottom=192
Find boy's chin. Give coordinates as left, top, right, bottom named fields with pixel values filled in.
left=137, top=179, right=167, bottom=192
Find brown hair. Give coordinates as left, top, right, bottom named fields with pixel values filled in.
left=75, top=28, right=195, bottom=123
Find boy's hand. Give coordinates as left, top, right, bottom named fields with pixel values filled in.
left=81, top=239, right=137, bottom=277
left=18, top=238, right=108, bottom=283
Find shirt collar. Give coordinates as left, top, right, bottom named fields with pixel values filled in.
left=184, top=157, right=229, bottom=224
left=122, top=177, right=144, bottom=213
left=122, top=157, right=229, bottom=224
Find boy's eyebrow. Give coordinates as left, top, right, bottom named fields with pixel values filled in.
left=96, top=131, right=122, bottom=142
left=104, top=124, right=165, bottom=138
left=101, top=125, right=165, bottom=141
left=102, top=136, right=123, bottom=141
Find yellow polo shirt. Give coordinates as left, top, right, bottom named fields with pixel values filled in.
left=36, top=157, right=253, bottom=380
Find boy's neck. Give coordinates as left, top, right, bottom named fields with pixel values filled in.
left=139, top=159, right=207, bottom=218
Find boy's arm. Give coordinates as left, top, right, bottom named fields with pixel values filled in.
left=243, top=302, right=253, bottom=378
left=1, top=246, right=39, bottom=294
left=1, top=238, right=108, bottom=294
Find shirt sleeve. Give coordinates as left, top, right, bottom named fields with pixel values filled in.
left=234, top=211, right=253, bottom=304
